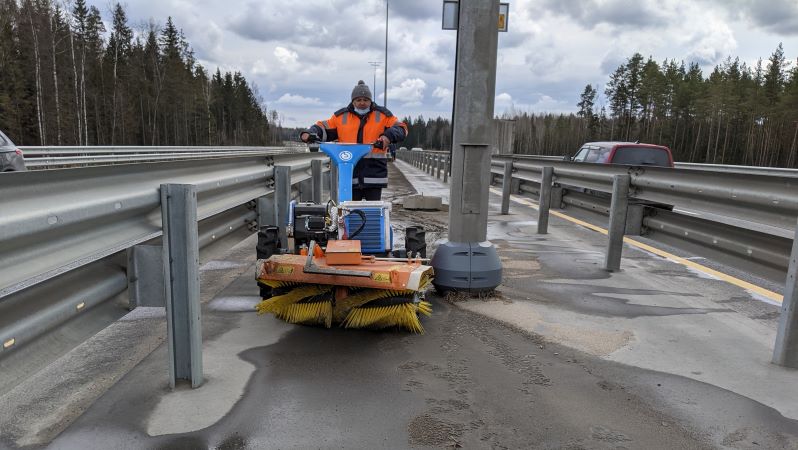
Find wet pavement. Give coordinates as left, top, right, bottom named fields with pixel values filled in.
left=1, top=160, right=798, bottom=449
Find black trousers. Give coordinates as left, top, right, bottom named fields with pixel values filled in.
left=352, top=187, right=382, bottom=201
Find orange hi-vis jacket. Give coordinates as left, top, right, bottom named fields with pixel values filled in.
left=306, top=104, right=408, bottom=188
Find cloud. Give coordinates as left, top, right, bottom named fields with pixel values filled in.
left=385, top=78, right=427, bottom=106
left=228, top=1, right=386, bottom=51
left=744, top=0, right=798, bottom=35
left=683, top=22, right=738, bottom=66
left=274, top=47, right=299, bottom=69
left=701, top=0, right=798, bottom=36
left=275, top=93, right=322, bottom=106
left=538, top=0, right=668, bottom=29
left=390, top=0, right=439, bottom=21
left=495, top=93, right=514, bottom=111
left=432, top=87, right=452, bottom=106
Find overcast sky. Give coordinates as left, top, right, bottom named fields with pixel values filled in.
left=101, top=0, right=798, bottom=127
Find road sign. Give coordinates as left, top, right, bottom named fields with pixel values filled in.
left=442, top=1, right=509, bottom=31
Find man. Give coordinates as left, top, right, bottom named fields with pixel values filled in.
left=300, top=80, right=408, bottom=201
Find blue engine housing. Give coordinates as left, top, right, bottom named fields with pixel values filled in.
left=341, top=201, right=392, bottom=255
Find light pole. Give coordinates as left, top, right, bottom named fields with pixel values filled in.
left=368, top=61, right=381, bottom=103
left=384, top=0, right=389, bottom=108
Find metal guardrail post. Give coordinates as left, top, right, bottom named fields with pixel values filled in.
left=330, top=163, right=339, bottom=204
left=127, top=245, right=165, bottom=308
left=444, top=156, right=449, bottom=183
left=773, top=217, right=798, bottom=368
left=257, top=195, right=275, bottom=228
left=299, top=179, right=313, bottom=202
left=538, top=167, right=554, bottom=234
left=274, top=166, right=291, bottom=249
left=161, top=183, right=203, bottom=388
left=551, top=186, right=564, bottom=209
left=605, top=175, right=630, bottom=272
left=501, top=161, right=513, bottom=215
left=625, top=204, right=644, bottom=235
left=311, top=159, right=323, bottom=203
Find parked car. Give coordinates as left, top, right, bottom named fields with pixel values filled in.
left=567, top=141, right=675, bottom=210
left=569, top=141, right=674, bottom=167
left=411, top=147, right=423, bottom=152
left=0, top=130, right=26, bottom=172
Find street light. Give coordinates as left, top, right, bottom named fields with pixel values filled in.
left=368, top=61, right=381, bottom=102
left=384, top=0, right=389, bottom=108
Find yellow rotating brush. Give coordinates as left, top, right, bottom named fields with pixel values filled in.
left=255, top=248, right=434, bottom=333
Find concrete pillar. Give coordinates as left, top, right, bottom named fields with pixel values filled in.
left=447, top=0, right=499, bottom=243
left=432, top=0, right=502, bottom=294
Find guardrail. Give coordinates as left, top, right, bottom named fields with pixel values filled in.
left=19, top=146, right=304, bottom=169
left=0, top=149, right=328, bottom=355
left=500, top=153, right=798, bottom=178
left=397, top=148, right=798, bottom=367
left=400, top=149, right=796, bottom=267
left=491, top=156, right=798, bottom=235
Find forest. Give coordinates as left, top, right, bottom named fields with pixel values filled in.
left=0, top=0, right=277, bottom=146
left=402, top=45, right=798, bottom=167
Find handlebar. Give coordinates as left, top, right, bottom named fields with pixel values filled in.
left=304, top=133, right=386, bottom=149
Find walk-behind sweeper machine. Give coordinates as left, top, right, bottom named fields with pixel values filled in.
left=255, top=141, right=434, bottom=333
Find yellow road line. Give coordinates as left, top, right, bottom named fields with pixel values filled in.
left=489, top=188, right=784, bottom=304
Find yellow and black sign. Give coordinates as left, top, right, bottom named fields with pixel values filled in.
left=372, top=272, right=391, bottom=283
left=275, top=265, right=294, bottom=275
left=499, top=3, right=509, bottom=32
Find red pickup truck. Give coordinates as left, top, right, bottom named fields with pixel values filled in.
left=570, top=142, right=674, bottom=167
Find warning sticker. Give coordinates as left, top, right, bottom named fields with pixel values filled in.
left=372, top=272, right=391, bottom=283
left=275, top=265, right=294, bottom=275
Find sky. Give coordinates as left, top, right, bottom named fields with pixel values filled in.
left=95, top=0, right=798, bottom=127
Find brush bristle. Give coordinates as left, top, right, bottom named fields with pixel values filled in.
left=343, top=303, right=425, bottom=334
left=276, top=301, right=333, bottom=328
left=255, top=285, right=331, bottom=314
left=256, top=283, right=432, bottom=333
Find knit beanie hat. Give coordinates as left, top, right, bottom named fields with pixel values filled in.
left=351, top=80, right=373, bottom=101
